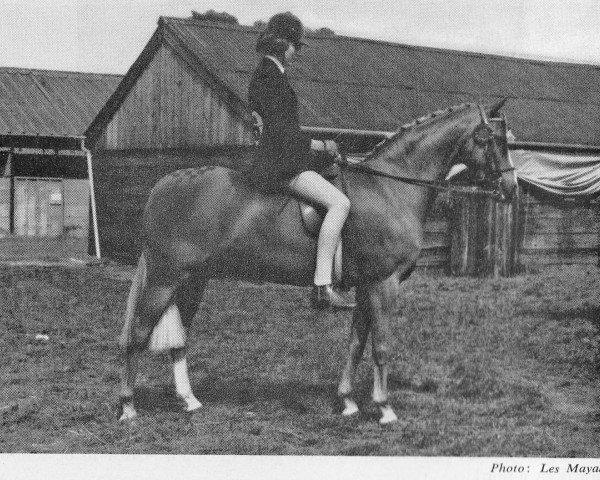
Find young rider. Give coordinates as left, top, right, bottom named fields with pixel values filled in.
left=247, top=12, right=355, bottom=309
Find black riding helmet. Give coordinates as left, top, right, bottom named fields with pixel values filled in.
left=261, top=12, right=307, bottom=51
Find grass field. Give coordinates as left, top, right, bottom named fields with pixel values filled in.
left=1, top=263, right=599, bottom=455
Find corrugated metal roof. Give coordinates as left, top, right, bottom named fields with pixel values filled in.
left=0, top=67, right=122, bottom=137
left=88, top=16, right=600, bottom=146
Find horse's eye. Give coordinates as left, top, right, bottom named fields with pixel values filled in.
left=472, top=125, right=493, bottom=146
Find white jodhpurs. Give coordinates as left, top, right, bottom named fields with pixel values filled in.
left=288, top=170, right=350, bottom=286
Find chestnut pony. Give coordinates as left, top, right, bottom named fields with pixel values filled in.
left=119, top=101, right=517, bottom=424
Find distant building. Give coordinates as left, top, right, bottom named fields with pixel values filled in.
left=0, top=67, right=121, bottom=262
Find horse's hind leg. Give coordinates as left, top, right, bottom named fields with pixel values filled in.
left=118, top=254, right=148, bottom=421
left=119, top=264, right=178, bottom=421
left=338, top=286, right=371, bottom=416
left=119, top=281, right=177, bottom=421
left=119, top=347, right=139, bottom=421
left=170, top=278, right=207, bottom=412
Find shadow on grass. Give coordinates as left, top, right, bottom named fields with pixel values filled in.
left=132, top=376, right=336, bottom=415
left=522, top=303, right=600, bottom=325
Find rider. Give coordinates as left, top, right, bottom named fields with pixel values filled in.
left=248, top=12, right=355, bottom=309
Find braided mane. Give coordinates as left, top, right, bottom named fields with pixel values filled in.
left=367, top=103, right=476, bottom=160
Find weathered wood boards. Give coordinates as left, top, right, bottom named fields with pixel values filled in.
left=449, top=194, right=519, bottom=277
left=518, top=191, right=599, bottom=267
left=100, top=45, right=252, bottom=150
left=448, top=188, right=599, bottom=276
left=8, top=177, right=89, bottom=239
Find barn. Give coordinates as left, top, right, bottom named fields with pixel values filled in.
left=86, top=13, right=600, bottom=270
left=0, top=67, right=122, bottom=264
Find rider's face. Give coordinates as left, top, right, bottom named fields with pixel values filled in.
left=284, top=43, right=297, bottom=64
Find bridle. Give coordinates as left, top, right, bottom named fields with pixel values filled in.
left=472, top=104, right=516, bottom=177
left=338, top=104, right=515, bottom=201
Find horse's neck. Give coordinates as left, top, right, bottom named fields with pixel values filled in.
left=365, top=118, right=468, bottom=221
left=370, top=121, right=465, bottom=181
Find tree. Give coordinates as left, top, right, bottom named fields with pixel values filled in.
left=191, top=10, right=239, bottom=25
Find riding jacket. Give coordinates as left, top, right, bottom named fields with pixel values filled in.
left=247, top=56, right=312, bottom=192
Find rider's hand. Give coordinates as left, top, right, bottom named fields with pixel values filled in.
left=323, top=140, right=339, bottom=157
left=251, top=111, right=263, bottom=141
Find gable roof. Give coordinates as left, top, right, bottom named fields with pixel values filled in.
left=87, top=16, right=600, bottom=146
left=0, top=67, right=122, bottom=138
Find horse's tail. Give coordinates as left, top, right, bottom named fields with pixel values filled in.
left=118, top=251, right=148, bottom=350
left=118, top=250, right=187, bottom=352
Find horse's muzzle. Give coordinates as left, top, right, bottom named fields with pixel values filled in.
left=498, top=169, right=518, bottom=203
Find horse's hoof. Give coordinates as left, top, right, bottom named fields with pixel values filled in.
left=179, top=394, right=202, bottom=412
left=341, top=398, right=359, bottom=417
left=118, top=396, right=138, bottom=422
left=378, top=405, right=398, bottom=425
left=119, top=406, right=138, bottom=423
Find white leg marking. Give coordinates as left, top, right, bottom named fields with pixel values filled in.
left=173, top=354, right=202, bottom=412
left=119, top=401, right=138, bottom=422
left=180, top=393, right=203, bottom=412
left=378, top=404, right=398, bottom=425
left=372, top=364, right=387, bottom=404
left=341, top=398, right=360, bottom=416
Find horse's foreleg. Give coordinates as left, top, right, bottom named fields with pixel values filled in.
left=119, top=347, right=139, bottom=421
left=338, top=287, right=370, bottom=416
left=368, top=274, right=401, bottom=425
left=170, top=279, right=207, bottom=412
left=373, top=364, right=397, bottom=424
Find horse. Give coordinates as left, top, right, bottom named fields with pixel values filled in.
left=118, top=100, right=518, bottom=424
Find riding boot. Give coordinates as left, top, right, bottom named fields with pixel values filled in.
left=311, top=284, right=356, bottom=310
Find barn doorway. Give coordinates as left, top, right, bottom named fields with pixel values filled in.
left=0, top=134, right=100, bottom=264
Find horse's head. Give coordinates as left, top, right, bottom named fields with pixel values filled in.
left=448, top=100, right=518, bottom=202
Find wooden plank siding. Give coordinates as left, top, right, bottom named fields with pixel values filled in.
left=0, top=177, right=11, bottom=236
left=63, top=179, right=90, bottom=238
left=518, top=191, right=600, bottom=267
left=447, top=195, right=519, bottom=277
left=417, top=219, right=451, bottom=269
left=101, top=45, right=252, bottom=150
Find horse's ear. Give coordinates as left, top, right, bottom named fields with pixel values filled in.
left=488, top=97, right=508, bottom=117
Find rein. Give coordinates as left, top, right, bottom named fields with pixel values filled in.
left=339, top=159, right=506, bottom=200
left=336, top=104, right=515, bottom=201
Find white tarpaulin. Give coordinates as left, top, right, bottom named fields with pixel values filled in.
left=511, top=150, right=600, bottom=198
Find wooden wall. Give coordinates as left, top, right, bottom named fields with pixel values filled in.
left=442, top=188, right=599, bottom=276
left=448, top=195, right=519, bottom=277
left=518, top=190, right=599, bottom=267
left=0, top=175, right=91, bottom=261
left=98, top=44, right=253, bottom=150
left=0, top=178, right=10, bottom=236
left=417, top=219, right=450, bottom=269
left=10, top=177, right=90, bottom=239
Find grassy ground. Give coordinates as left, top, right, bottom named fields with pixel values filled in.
left=0, top=263, right=599, bottom=455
